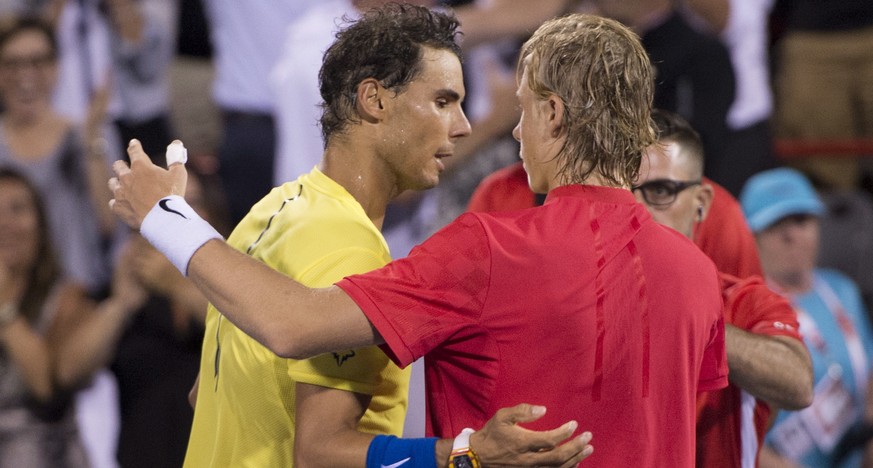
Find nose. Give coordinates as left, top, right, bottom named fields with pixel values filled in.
left=512, top=119, right=521, bottom=142
left=451, top=107, right=472, bottom=139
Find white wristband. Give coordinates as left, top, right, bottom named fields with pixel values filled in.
left=451, top=428, right=475, bottom=451
left=140, top=195, right=223, bottom=276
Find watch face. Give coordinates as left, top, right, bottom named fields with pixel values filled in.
left=451, top=455, right=475, bottom=468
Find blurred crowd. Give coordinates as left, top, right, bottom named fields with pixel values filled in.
left=0, top=0, right=871, bottom=467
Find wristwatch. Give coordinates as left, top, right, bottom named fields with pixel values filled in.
left=448, top=428, right=481, bottom=468
left=0, top=302, right=18, bottom=327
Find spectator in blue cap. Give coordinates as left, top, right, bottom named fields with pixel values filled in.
left=740, top=167, right=873, bottom=467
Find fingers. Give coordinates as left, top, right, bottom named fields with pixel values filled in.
left=523, top=432, right=594, bottom=468
left=499, top=403, right=548, bottom=425
left=168, top=160, right=188, bottom=182
left=112, top=159, right=130, bottom=178
left=558, top=443, right=594, bottom=468
left=516, top=420, right=580, bottom=453
left=126, top=138, right=151, bottom=165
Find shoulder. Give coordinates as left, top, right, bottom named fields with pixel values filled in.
left=720, top=273, right=793, bottom=320
left=422, top=211, right=490, bottom=247
left=641, top=220, right=712, bottom=266
left=719, top=272, right=766, bottom=295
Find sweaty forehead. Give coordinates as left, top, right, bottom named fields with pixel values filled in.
left=417, top=47, right=464, bottom=87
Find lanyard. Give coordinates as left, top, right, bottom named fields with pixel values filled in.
left=791, top=277, right=869, bottom=398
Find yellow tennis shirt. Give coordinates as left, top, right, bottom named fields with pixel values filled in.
left=183, top=168, right=410, bottom=467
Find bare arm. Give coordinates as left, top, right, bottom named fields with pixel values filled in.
left=188, top=373, right=199, bottom=409
left=131, top=235, right=208, bottom=324
left=682, top=0, right=730, bottom=33
left=0, top=316, right=54, bottom=401
left=83, top=85, right=117, bottom=236
left=54, top=242, right=147, bottom=387
left=725, top=324, right=813, bottom=410
left=104, top=0, right=146, bottom=44
left=293, top=383, right=375, bottom=467
left=187, top=240, right=379, bottom=359
left=110, top=141, right=594, bottom=465
left=109, top=140, right=376, bottom=359
left=294, top=384, right=593, bottom=468
left=54, top=297, right=140, bottom=388
left=453, top=0, right=574, bottom=49
left=758, top=444, right=801, bottom=468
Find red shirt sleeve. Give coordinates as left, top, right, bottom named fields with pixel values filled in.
left=720, top=273, right=803, bottom=341
left=697, top=309, right=729, bottom=392
left=336, top=213, right=492, bottom=368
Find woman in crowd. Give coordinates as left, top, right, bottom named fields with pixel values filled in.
left=0, top=167, right=145, bottom=466
left=0, top=15, right=114, bottom=294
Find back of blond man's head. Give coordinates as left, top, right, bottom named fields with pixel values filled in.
left=519, top=14, right=655, bottom=188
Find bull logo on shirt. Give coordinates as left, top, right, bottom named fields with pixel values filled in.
left=332, top=350, right=356, bottom=366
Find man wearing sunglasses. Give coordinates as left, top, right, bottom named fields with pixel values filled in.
left=634, top=110, right=813, bottom=467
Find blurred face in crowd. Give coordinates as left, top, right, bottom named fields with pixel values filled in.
left=0, top=27, right=58, bottom=120
left=0, top=177, right=39, bottom=273
left=634, top=140, right=711, bottom=239
left=756, top=214, right=820, bottom=290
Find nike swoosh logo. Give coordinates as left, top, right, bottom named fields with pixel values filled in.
left=381, top=457, right=411, bottom=468
left=159, top=199, right=188, bottom=219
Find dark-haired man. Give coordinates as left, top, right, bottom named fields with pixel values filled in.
left=148, top=4, right=590, bottom=467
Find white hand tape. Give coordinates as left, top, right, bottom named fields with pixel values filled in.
left=166, top=140, right=188, bottom=166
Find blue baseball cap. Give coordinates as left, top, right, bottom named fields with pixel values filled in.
left=740, top=168, right=825, bottom=233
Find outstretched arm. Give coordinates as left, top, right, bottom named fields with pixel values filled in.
left=682, top=0, right=730, bottom=33
left=453, top=0, right=574, bottom=49
left=110, top=140, right=378, bottom=359
left=188, top=240, right=378, bottom=359
left=295, top=385, right=592, bottom=468
left=110, top=141, right=594, bottom=465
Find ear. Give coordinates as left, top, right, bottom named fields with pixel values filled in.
left=544, top=94, right=565, bottom=139
left=695, top=182, right=715, bottom=222
left=355, top=78, right=384, bottom=124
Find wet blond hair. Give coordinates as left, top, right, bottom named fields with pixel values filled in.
left=519, top=14, right=655, bottom=187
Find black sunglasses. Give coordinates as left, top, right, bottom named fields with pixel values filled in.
left=632, top=179, right=701, bottom=207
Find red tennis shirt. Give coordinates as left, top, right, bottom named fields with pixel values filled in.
left=695, top=273, right=802, bottom=468
left=695, top=179, right=763, bottom=279
left=338, top=184, right=728, bottom=467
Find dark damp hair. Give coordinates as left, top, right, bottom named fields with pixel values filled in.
left=0, top=168, right=61, bottom=325
left=651, top=109, right=705, bottom=176
left=318, top=3, right=461, bottom=145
